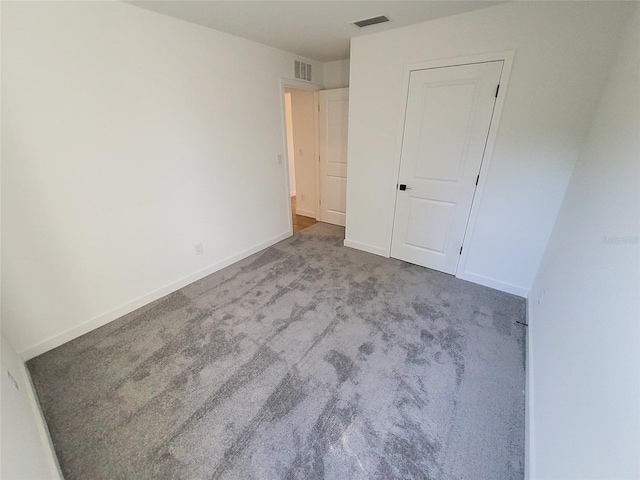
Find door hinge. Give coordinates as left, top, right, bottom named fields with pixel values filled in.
left=319, top=198, right=322, bottom=205
left=476, top=174, right=479, bottom=186
left=460, top=246, right=463, bottom=255
left=495, top=84, right=500, bottom=98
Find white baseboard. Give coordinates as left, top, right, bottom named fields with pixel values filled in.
left=525, top=298, right=534, bottom=479
left=456, top=271, right=529, bottom=298
left=295, top=208, right=316, bottom=218
left=343, top=239, right=389, bottom=257
left=25, top=366, right=64, bottom=479
left=20, top=231, right=292, bottom=360
left=2, top=334, right=64, bottom=479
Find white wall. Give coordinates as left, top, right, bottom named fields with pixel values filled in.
left=1, top=1, right=323, bottom=357
left=288, top=88, right=318, bottom=218
left=322, top=59, right=350, bottom=89
left=1, top=335, right=62, bottom=479
left=345, top=1, right=632, bottom=295
left=284, top=91, right=296, bottom=196
left=528, top=5, right=640, bottom=478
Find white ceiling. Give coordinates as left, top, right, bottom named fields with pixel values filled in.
left=127, top=1, right=504, bottom=62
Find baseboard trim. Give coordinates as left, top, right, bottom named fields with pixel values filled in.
left=343, top=239, right=389, bottom=257
left=456, top=271, right=529, bottom=298
left=20, top=231, right=292, bottom=360
left=525, top=298, right=534, bottom=479
left=25, top=365, right=64, bottom=479
left=295, top=208, right=316, bottom=218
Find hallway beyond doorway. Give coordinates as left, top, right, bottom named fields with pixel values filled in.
left=291, top=196, right=316, bottom=233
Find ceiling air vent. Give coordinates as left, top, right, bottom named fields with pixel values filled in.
left=294, top=60, right=312, bottom=82
left=353, top=15, right=389, bottom=28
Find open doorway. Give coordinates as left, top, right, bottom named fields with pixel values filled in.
left=284, top=87, right=318, bottom=233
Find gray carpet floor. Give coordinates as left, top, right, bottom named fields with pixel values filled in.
left=28, top=222, right=526, bottom=480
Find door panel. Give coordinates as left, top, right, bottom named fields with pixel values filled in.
left=405, top=198, right=455, bottom=253
left=325, top=176, right=347, bottom=215
left=319, top=88, right=349, bottom=227
left=414, top=83, right=476, bottom=181
left=391, top=62, right=502, bottom=274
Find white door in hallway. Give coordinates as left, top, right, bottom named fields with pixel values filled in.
left=391, top=61, right=503, bottom=274
left=319, top=88, right=349, bottom=227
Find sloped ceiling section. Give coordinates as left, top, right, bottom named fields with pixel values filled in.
left=126, top=1, right=504, bottom=62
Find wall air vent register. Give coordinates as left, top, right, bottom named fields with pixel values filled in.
left=353, top=15, right=390, bottom=28
left=294, top=60, right=312, bottom=82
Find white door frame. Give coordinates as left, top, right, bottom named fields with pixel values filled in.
left=388, top=51, right=515, bottom=278
left=279, top=79, right=320, bottom=234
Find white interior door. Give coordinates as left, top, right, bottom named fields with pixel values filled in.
left=391, top=61, right=503, bottom=274
left=319, top=88, right=349, bottom=227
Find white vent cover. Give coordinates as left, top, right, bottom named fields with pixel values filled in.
left=294, top=60, right=312, bottom=82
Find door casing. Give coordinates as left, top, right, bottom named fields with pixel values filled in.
left=388, top=51, right=515, bottom=279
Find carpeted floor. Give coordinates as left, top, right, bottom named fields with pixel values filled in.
left=28, top=223, right=526, bottom=480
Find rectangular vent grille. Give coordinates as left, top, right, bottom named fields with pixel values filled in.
left=294, top=60, right=312, bottom=82
left=353, top=15, right=389, bottom=28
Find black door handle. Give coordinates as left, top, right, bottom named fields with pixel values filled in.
left=399, top=184, right=412, bottom=191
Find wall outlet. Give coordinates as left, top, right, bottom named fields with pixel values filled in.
left=277, top=154, right=283, bottom=165
left=300, top=194, right=305, bottom=202
left=195, top=243, right=204, bottom=255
